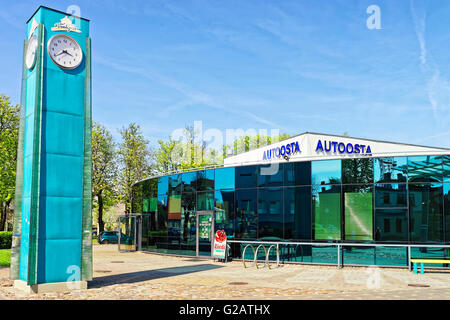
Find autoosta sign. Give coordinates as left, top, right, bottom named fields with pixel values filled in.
left=262, top=141, right=301, bottom=160
left=316, top=139, right=372, bottom=154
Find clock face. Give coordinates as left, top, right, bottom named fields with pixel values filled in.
left=25, top=36, right=38, bottom=70
left=47, top=34, right=83, bottom=69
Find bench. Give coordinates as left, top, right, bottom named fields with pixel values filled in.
left=410, top=259, right=450, bottom=274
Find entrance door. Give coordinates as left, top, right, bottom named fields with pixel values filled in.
left=118, top=215, right=141, bottom=252
left=196, top=211, right=214, bottom=257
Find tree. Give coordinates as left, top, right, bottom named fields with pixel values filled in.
left=118, top=123, right=151, bottom=214
left=92, top=121, right=117, bottom=233
left=0, top=94, right=20, bottom=231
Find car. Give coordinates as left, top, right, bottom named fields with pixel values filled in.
left=98, top=231, right=119, bottom=244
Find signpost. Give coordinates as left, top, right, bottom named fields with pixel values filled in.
left=213, top=230, right=227, bottom=260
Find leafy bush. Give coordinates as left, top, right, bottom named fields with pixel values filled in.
left=0, top=232, right=12, bottom=249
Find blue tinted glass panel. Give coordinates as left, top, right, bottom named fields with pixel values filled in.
left=284, top=161, right=311, bottom=186
left=311, top=160, right=341, bottom=185
left=180, top=192, right=196, bottom=256
left=409, top=183, right=444, bottom=242
left=214, top=189, right=235, bottom=238
left=408, top=156, right=443, bottom=183
left=374, top=209, right=408, bottom=242
left=215, top=167, right=235, bottom=190
left=312, top=185, right=341, bottom=240
left=343, top=246, right=375, bottom=265
left=197, top=191, right=214, bottom=211
left=279, top=244, right=312, bottom=263
left=236, top=165, right=258, bottom=189
left=312, top=245, right=337, bottom=264
left=235, top=189, right=257, bottom=239
left=374, top=157, right=408, bottom=183
left=375, top=246, right=408, bottom=266
left=375, top=184, right=407, bottom=208
left=257, top=188, right=283, bottom=239
left=444, top=156, right=450, bottom=182
left=157, top=176, right=169, bottom=195
left=342, top=158, right=374, bottom=184
left=197, top=169, right=214, bottom=191
left=284, top=186, right=311, bottom=240
left=168, top=174, right=182, bottom=194
left=258, top=163, right=283, bottom=187
left=444, top=183, right=450, bottom=242
left=181, top=171, right=196, bottom=193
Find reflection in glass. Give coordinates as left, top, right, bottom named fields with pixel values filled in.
left=197, top=191, right=214, bottom=211
left=180, top=192, right=196, bottom=256
left=375, top=184, right=407, bottom=208
left=258, top=164, right=284, bottom=187
left=182, top=171, right=197, bottom=193
left=157, top=176, right=169, bottom=195
left=344, top=185, right=373, bottom=241
left=215, top=167, right=235, bottom=190
left=374, top=157, right=407, bottom=183
left=408, top=156, right=443, bottom=183
left=235, top=189, right=257, bottom=239
left=444, top=183, right=450, bottom=242
left=284, top=161, right=311, bottom=186
left=168, top=174, right=182, bottom=194
left=284, top=186, right=311, bottom=240
left=312, top=185, right=341, bottom=240
left=235, top=165, right=258, bottom=189
left=444, top=156, right=450, bottom=182
left=168, top=194, right=181, bottom=252
left=374, top=209, right=408, bottom=242
left=156, top=194, right=168, bottom=253
left=342, top=158, right=374, bottom=184
left=214, top=189, right=235, bottom=238
left=409, top=183, right=444, bottom=242
left=311, top=160, right=341, bottom=185
left=197, top=169, right=214, bottom=191
left=258, top=188, right=283, bottom=239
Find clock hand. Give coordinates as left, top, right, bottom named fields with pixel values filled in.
left=63, top=50, right=73, bottom=57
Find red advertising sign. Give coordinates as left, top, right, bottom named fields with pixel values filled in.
left=213, top=230, right=227, bottom=259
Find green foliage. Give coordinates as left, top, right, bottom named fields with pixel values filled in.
left=92, top=122, right=118, bottom=231
left=0, top=231, right=12, bottom=249
left=0, top=94, right=20, bottom=230
left=0, top=249, right=11, bottom=266
left=118, top=123, right=151, bottom=213
left=227, top=132, right=291, bottom=155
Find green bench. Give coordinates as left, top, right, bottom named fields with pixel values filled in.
left=410, top=259, right=450, bottom=274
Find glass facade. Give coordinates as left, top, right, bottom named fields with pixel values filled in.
left=132, top=155, right=450, bottom=266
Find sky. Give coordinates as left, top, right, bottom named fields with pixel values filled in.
left=0, top=0, right=449, bottom=149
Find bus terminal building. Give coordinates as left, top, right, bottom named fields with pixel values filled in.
left=128, top=132, right=450, bottom=268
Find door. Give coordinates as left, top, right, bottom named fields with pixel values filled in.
left=118, top=215, right=141, bottom=252
left=196, top=211, right=214, bottom=257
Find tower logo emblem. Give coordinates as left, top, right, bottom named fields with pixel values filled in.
left=51, top=16, right=81, bottom=33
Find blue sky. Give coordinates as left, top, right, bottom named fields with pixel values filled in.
left=1, top=0, right=449, bottom=149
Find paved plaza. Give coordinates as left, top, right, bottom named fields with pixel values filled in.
left=1, top=244, right=450, bottom=300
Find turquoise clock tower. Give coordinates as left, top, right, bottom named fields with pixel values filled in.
left=10, top=6, right=92, bottom=292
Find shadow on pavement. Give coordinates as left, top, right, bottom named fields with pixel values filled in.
left=88, top=264, right=223, bottom=288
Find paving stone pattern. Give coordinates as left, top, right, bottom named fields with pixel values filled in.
left=1, top=245, right=450, bottom=300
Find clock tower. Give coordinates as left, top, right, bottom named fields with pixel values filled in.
left=10, top=6, right=92, bottom=292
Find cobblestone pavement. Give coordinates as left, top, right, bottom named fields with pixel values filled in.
left=1, top=244, right=450, bottom=300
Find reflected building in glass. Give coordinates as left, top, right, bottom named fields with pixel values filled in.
left=130, top=133, right=450, bottom=267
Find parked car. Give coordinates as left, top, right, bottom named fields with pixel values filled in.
left=98, top=231, right=119, bottom=244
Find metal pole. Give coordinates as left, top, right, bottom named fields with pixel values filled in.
left=408, top=246, right=411, bottom=272
left=337, top=244, right=341, bottom=269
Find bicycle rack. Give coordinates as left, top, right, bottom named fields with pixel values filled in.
left=242, top=244, right=256, bottom=268
left=255, top=245, right=267, bottom=269
left=242, top=243, right=280, bottom=269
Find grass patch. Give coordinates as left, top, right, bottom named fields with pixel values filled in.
left=0, top=249, right=11, bottom=267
